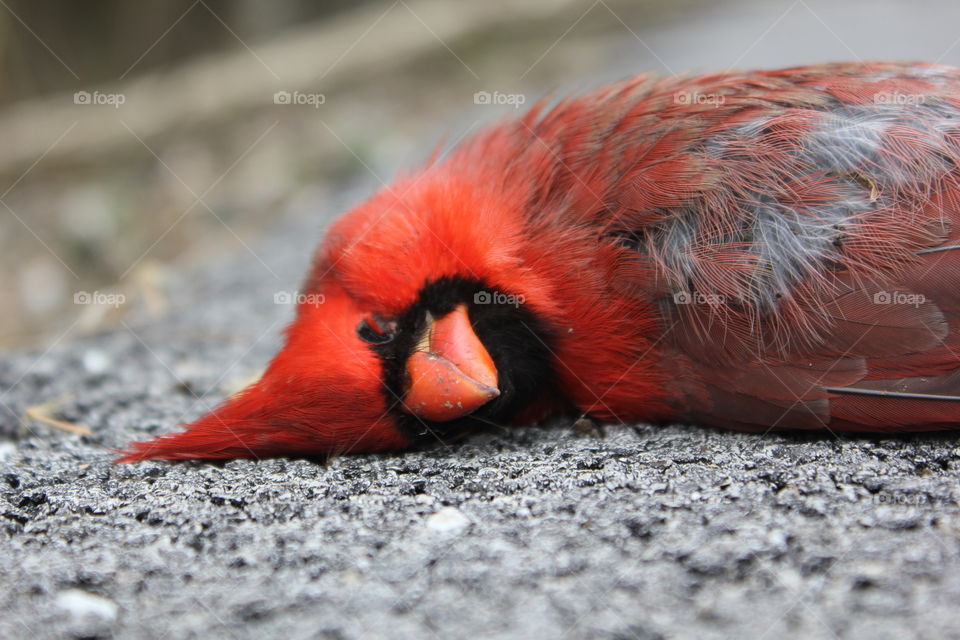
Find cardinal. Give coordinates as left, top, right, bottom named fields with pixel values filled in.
left=119, top=61, right=960, bottom=462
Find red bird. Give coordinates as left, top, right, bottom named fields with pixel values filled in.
left=120, top=61, right=960, bottom=462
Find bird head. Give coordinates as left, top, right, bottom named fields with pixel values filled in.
left=117, top=176, right=559, bottom=462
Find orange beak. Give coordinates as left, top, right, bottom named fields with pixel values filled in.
left=403, top=303, right=500, bottom=421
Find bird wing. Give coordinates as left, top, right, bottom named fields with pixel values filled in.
left=602, top=63, right=960, bottom=432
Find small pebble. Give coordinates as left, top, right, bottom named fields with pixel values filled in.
left=426, top=507, right=470, bottom=535
left=0, top=441, right=16, bottom=462
left=82, top=349, right=111, bottom=375
left=55, top=589, right=118, bottom=622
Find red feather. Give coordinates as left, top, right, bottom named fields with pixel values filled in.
left=120, top=61, right=960, bottom=462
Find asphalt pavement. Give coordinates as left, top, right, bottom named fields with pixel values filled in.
left=2, top=188, right=960, bottom=640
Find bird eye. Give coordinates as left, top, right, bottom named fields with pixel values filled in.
left=357, top=316, right=396, bottom=344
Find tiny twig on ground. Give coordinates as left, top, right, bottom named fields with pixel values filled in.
left=23, top=400, right=91, bottom=436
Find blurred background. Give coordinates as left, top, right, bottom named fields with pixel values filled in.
left=2, top=0, right=960, bottom=350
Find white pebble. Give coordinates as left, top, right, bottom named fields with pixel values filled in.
left=426, top=507, right=470, bottom=535
left=82, top=349, right=110, bottom=375
left=55, top=589, right=118, bottom=622
left=0, top=442, right=16, bottom=461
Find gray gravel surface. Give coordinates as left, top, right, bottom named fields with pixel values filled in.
left=3, top=189, right=960, bottom=640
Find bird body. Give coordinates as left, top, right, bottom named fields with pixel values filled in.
left=121, top=61, right=960, bottom=462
